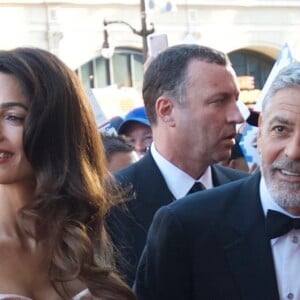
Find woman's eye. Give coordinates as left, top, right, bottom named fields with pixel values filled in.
left=5, top=114, right=25, bottom=123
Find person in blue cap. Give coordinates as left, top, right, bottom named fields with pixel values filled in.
left=118, top=106, right=152, bottom=158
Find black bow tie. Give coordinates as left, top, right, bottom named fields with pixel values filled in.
left=187, top=182, right=205, bottom=195
left=265, top=209, right=300, bottom=239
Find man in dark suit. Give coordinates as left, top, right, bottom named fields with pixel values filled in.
left=108, top=44, right=248, bottom=286
left=134, top=61, right=300, bottom=299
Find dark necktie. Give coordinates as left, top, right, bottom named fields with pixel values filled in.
left=265, top=209, right=300, bottom=239
left=187, top=182, right=205, bottom=195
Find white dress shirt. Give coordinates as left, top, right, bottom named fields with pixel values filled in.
left=260, top=177, right=300, bottom=300
left=150, top=143, right=213, bottom=199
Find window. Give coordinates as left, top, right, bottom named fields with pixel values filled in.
left=76, top=48, right=143, bottom=91
left=228, top=49, right=275, bottom=105
left=78, top=61, right=94, bottom=89
left=95, top=56, right=110, bottom=87
left=113, top=52, right=132, bottom=87
left=228, top=49, right=274, bottom=90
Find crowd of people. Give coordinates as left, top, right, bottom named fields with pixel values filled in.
left=1, top=43, right=299, bottom=300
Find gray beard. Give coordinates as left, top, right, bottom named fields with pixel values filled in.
left=261, top=159, right=300, bottom=209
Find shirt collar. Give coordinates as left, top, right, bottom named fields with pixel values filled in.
left=150, top=143, right=213, bottom=199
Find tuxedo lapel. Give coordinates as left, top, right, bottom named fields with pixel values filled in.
left=221, top=173, right=279, bottom=299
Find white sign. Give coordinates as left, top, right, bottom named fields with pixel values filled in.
left=254, top=43, right=294, bottom=111
left=86, top=89, right=107, bottom=127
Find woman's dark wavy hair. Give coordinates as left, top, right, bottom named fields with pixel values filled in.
left=0, top=47, right=135, bottom=299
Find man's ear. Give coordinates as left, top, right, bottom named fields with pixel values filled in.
left=155, top=97, right=176, bottom=127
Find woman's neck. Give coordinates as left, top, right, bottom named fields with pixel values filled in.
left=0, top=181, right=35, bottom=238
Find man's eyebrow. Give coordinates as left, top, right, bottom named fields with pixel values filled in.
left=269, top=115, right=292, bottom=126
left=0, top=102, right=28, bottom=111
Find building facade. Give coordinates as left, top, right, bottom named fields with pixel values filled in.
left=1, top=0, right=299, bottom=114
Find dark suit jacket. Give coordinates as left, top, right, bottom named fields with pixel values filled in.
left=134, top=172, right=280, bottom=300
left=107, top=151, right=249, bottom=286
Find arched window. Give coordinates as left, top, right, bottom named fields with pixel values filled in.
left=228, top=49, right=275, bottom=105
left=76, top=48, right=143, bottom=91
left=228, top=49, right=274, bottom=89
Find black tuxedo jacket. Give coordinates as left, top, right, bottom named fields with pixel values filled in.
left=107, top=151, right=249, bottom=286
left=135, top=172, right=280, bottom=300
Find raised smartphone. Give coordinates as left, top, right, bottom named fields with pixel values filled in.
left=147, top=33, right=168, bottom=57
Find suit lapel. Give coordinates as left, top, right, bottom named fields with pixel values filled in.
left=221, top=173, right=280, bottom=299
left=211, top=164, right=230, bottom=185
left=130, top=152, right=174, bottom=230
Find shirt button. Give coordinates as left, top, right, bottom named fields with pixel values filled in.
left=292, top=236, right=298, bottom=243
left=287, top=292, right=294, bottom=299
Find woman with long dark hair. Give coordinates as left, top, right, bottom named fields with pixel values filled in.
left=0, top=47, right=135, bottom=299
